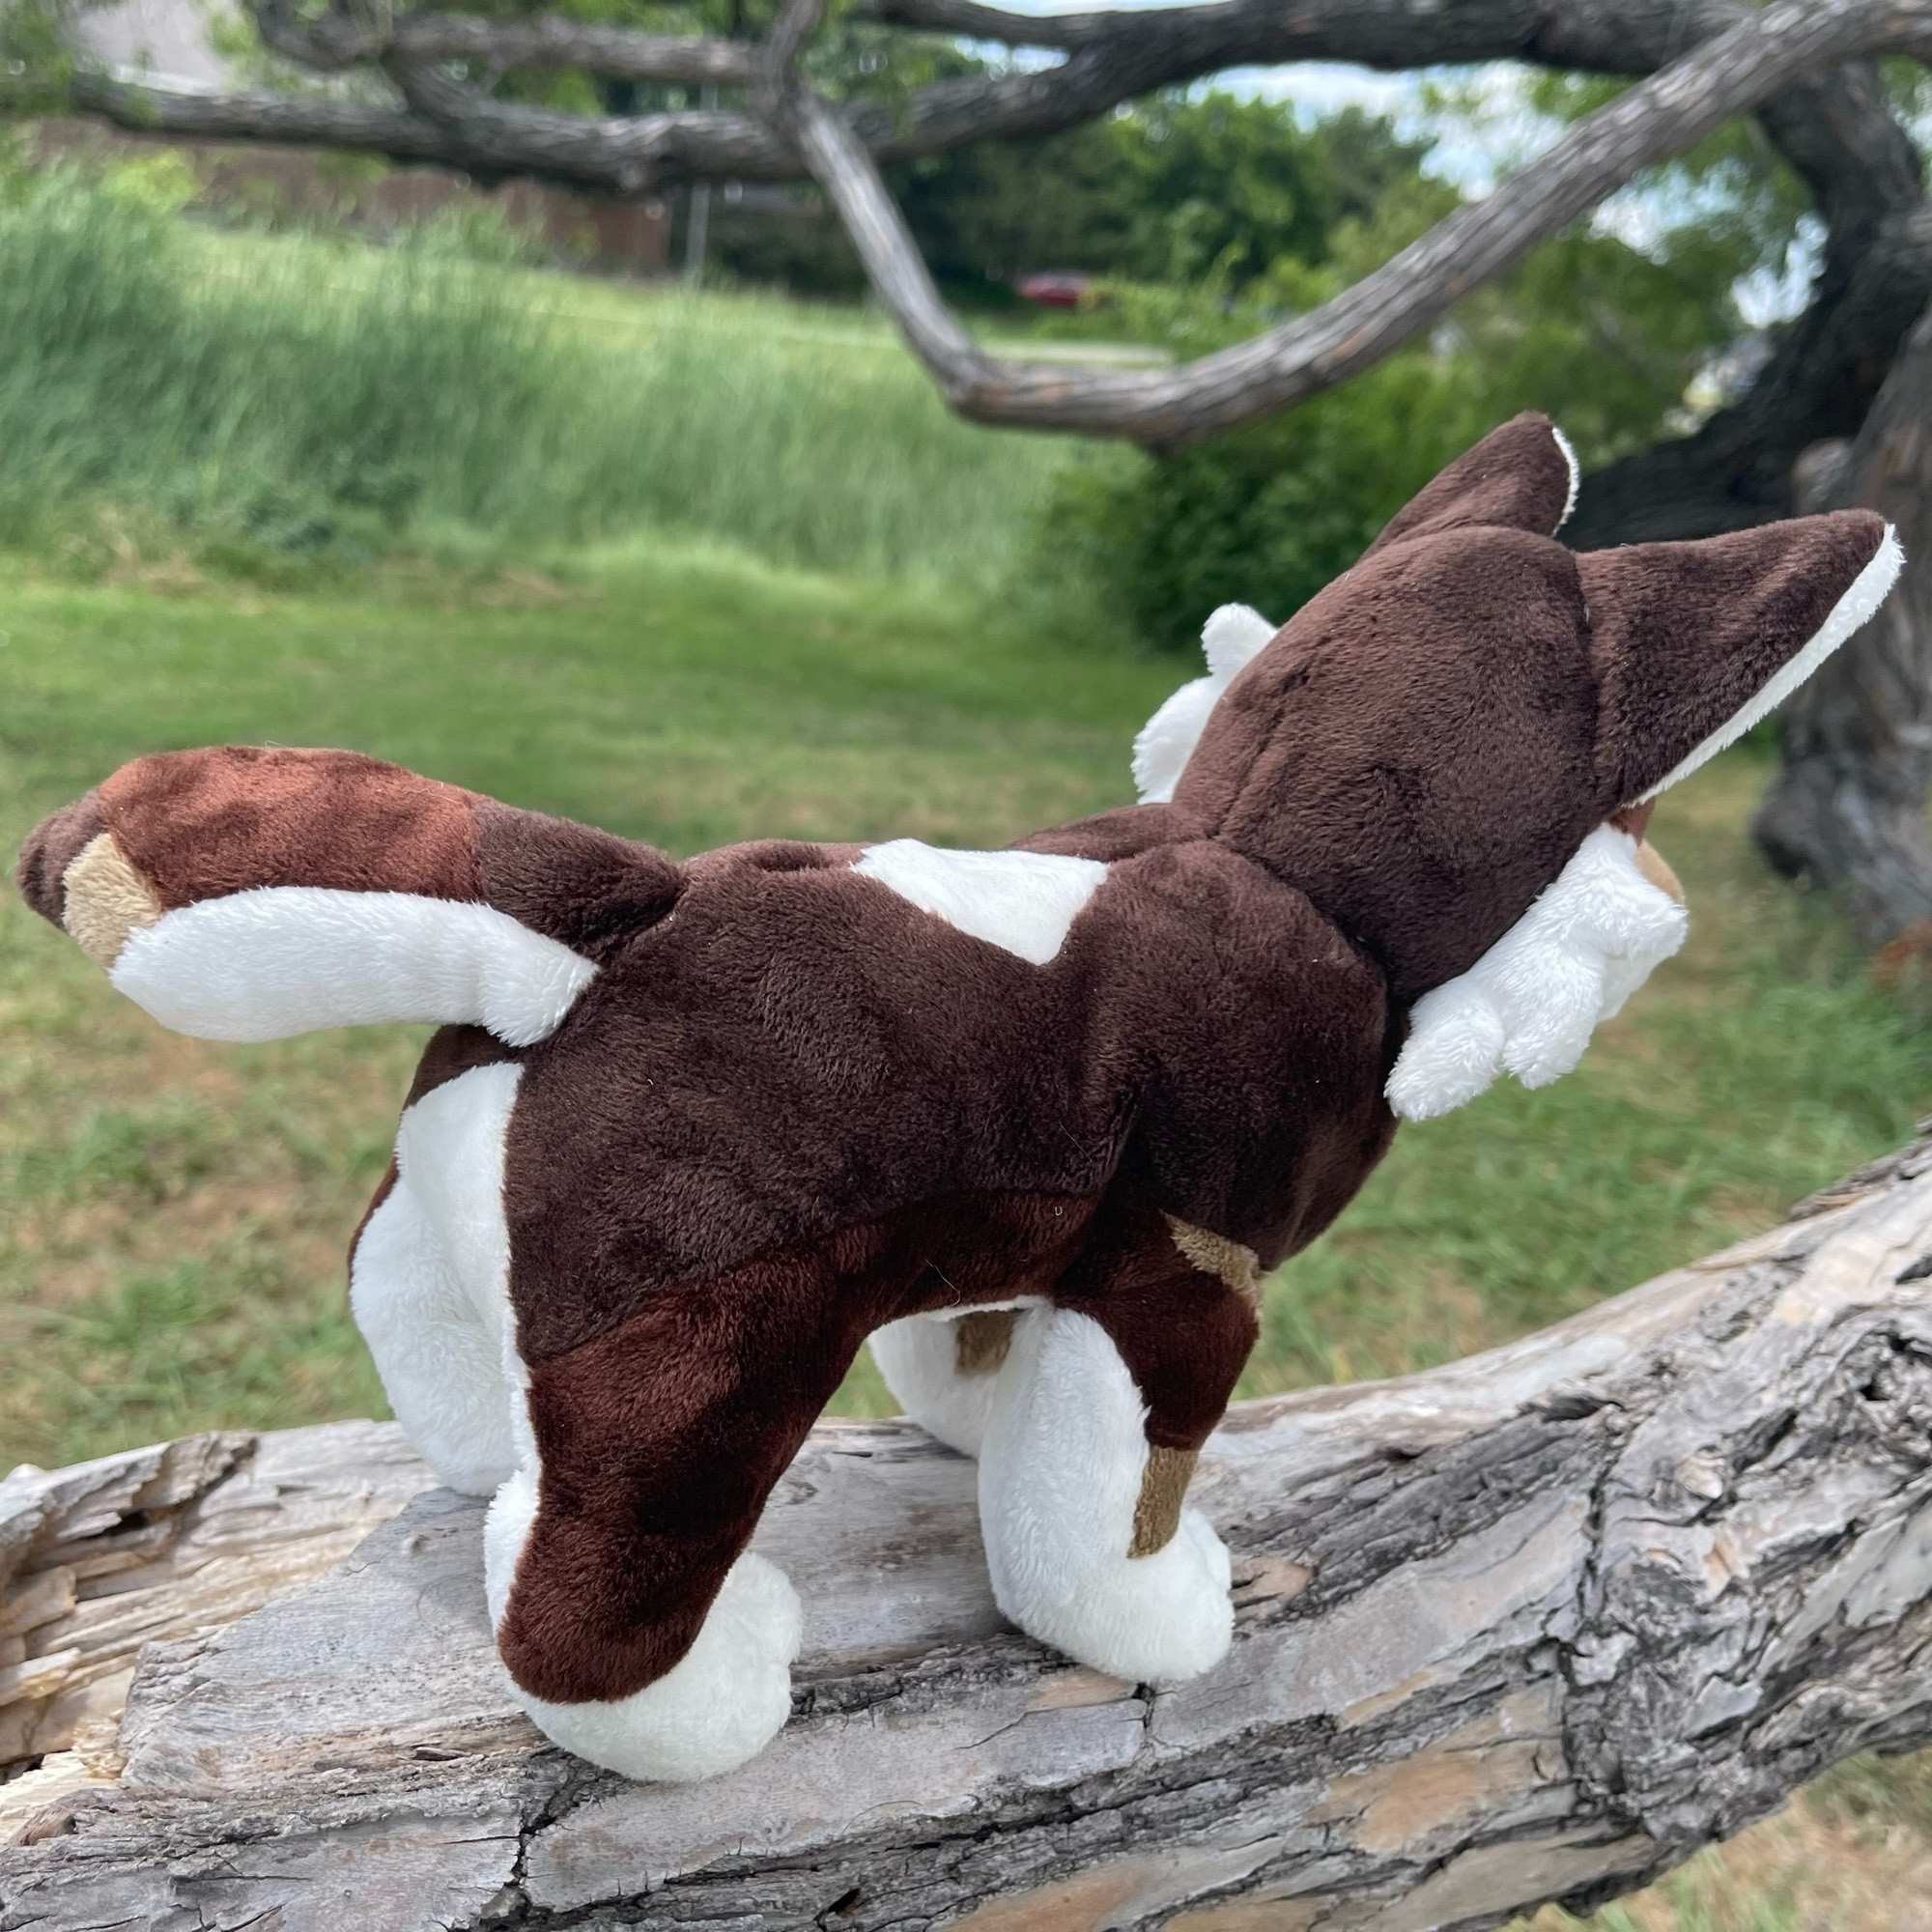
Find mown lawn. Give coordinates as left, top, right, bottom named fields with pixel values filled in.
left=2, top=536, right=1929, bottom=1926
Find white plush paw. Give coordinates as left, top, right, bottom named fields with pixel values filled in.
left=998, top=1505, right=1234, bottom=1688
left=510, top=1553, right=804, bottom=1782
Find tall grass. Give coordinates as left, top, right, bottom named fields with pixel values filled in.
left=0, top=156, right=1069, bottom=582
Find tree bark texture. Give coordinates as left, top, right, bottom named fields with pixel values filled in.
left=1752, top=304, right=1932, bottom=945
left=5, top=1134, right=1932, bottom=1929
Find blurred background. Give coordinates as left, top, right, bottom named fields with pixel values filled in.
left=3, top=5, right=1932, bottom=1919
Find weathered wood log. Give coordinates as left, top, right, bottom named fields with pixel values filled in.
left=4, top=1135, right=1932, bottom=1930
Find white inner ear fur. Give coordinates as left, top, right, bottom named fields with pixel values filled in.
left=1132, top=603, right=1276, bottom=804
left=1550, top=423, right=1580, bottom=532
left=1641, top=525, right=1903, bottom=800
left=1385, top=824, right=1688, bottom=1122
left=852, top=841, right=1107, bottom=965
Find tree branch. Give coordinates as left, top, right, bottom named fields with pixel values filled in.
left=7, top=1134, right=1932, bottom=1924
left=796, top=0, right=1932, bottom=448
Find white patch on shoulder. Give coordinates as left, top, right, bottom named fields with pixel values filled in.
left=1132, top=603, right=1276, bottom=804
left=1642, top=525, right=1904, bottom=799
left=1385, top=823, right=1688, bottom=1122
left=108, top=888, right=596, bottom=1046
left=853, top=841, right=1107, bottom=965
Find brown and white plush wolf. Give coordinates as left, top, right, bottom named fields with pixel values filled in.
left=14, top=415, right=1902, bottom=1783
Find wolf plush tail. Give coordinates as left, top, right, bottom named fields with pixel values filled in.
left=16, top=748, right=676, bottom=1045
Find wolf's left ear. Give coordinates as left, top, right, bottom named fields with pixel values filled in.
left=1361, top=412, right=1579, bottom=559
left=1580, top=510, right=1901, bottom=804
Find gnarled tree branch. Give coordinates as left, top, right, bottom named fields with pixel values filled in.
left=792, top=0, right=1932, bottom=447
left=5, top=1134, right=1932, bottom=1925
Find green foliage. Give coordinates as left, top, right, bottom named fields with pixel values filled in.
left=0, top=163, right=1067, bottom=582
left=1039, top=139, right=1787, bottom=647
left=894, top=98, right=1430, bottom=299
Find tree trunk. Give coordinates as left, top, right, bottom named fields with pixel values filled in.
left=1753, top=303, right=1932, bottom=946
left=5, top=1134, right=1932, bottom=1930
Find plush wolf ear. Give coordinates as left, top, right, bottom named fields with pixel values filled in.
left=1580, top=510, right=1901, bottom=804
left=1362, top=412, right=1579, bottom=559
left=1132, top=604, right=1277, bottom=804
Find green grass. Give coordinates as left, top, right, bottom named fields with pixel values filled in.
left=0, top=157, right=1070, bottom=586
left=2, top=534, right=1927, bottom=1466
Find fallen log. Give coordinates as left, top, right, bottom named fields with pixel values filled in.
left=4, top=1134, right=1932, bottom=1931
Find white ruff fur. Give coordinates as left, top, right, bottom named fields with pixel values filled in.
left=109, top=887, right=595, bottom=1046
left=853, top=841, right=1107, bottom=965
left=979, top=1308, right=1232, bottom=1686
left=1386, top=825, right=1688, bottom=1122
left=1642, top=526, right=1904, bottom=798
left=867, top=1298, right=1044, bottom=1459
left=1132, top=604, right=1276, bottom=805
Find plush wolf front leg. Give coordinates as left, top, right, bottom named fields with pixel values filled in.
left=974, top=1198, right=1258, bottom=1685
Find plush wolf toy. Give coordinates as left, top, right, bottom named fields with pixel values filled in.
left=14, top=415, right=1901, bottom=1783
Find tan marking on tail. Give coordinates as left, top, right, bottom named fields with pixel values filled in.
left=1634, top=839, right=1685, bottom=906
left=1163, top=1215, right=1262, bottom=1310
left=62, top=835, right=161, bottom=969
left=1129, top=1445, right=1198, bottom=1557
left=953, top=1309, right=1017, bottom=1377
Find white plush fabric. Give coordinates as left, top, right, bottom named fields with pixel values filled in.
left=978, top=1308, right=1232, bottom=1686
left=868, top=1299, right=1044, bottom=1459
left=353, top=1059, right=524, bottom=1494
left=853, top=841, right=1107, bottom=965
left=393, top=1061, right=524, bottom=1336
left=1550, top=423, right=1581, bottom=531
left=351, top=1178, right=516, bottom=1498
left=1385, top=824, right=1689, bottom=1122
left=1642, top=526, right=1903, bottom=798
left=1131, top=603, right=1276, bottom=805
left=109, top=887, right=596, bottom=1046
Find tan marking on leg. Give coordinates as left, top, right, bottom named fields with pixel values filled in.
left=953, top=1309, right=1017, bottom=1377
left=61, top=835, right=162, bottom=969
left=1163, top=1214, right=1262, bottom=1310
left=1634, top=838, right=1685, bottom=906
left=1129, top=1445, right=1199, bottom=1558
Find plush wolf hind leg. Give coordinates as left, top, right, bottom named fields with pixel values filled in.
left=350, top=1057, right=527, bottom=1498
left=977, top=1200, right=1259, bottom=1685
left=486, top=1255, right=872, bottom=1782
left=868, top=1305, right=1033, bottom=1458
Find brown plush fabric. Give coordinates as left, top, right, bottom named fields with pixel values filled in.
left=474, top=798, right=679, bottom=961
left=14, top=790, right=107, bottom=924
left=1581, top=513, right=1889, bottom=803
left=1129, top=1447, right=1199, bottom=1558
left=1362, top=412, right=1576, bottom=557
left=501, top=835, right=1391, bottom=1362
left=98, top=747, right=481, bottom=908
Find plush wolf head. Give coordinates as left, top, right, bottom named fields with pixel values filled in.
left=1136, top=413, right=1902, bottom=1121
